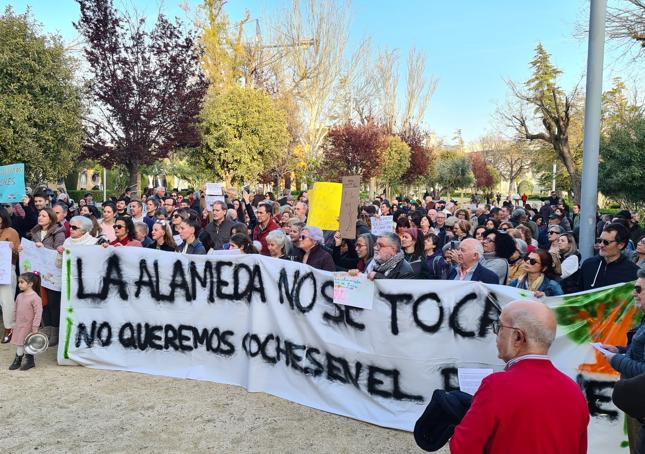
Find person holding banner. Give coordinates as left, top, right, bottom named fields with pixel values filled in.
left=367, top=233, right=415, bottom=280
left=266, top=229, right=293, bottom=261
left=449, top=300, right=589, bottom=453
left=147, top=221, right=176, bottom=252
left=26, top=208, right=65, bottom=344
left=0, top=207, right=20, bottom=343
left=509, top=249, right=563, bottom=297
left=176, top=218, right=206, bottom=255
left=599, top=269, right=645, bottom=452
left=60, top=216, right=99, bottom=250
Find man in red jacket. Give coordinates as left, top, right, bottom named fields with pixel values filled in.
left=450, top=300, right=589, bottom=454
left=253, top=202, right=279, bottom=255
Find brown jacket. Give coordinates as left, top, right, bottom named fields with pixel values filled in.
left=30, top=223, right=66, bottom=250
left=0, top=227, right=20, bottom=264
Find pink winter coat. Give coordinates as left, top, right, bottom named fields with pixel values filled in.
left=11, top=292, right=42, bottom=347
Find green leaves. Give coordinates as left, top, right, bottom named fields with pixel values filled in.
left=435, top=151, right=473, bottom=193
left=0, top=7, right=83, bottom=185
left=197, top=86, right=290, bottom=185
left=599, top=113, right=645, bottom=208
left=381, top=136, right=411, bottom=190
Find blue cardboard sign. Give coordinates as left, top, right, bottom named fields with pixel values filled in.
left=0, top=163, right=26, bottom=203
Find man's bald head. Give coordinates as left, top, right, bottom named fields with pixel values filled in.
left=503, top=300, right=557, bottom=352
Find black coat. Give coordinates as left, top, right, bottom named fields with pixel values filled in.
left=578, top=254, right=639, bottom=291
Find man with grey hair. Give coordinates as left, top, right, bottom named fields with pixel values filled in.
left=367, top=232, right=415, bottom=280
left=294, top=201, right=308, bottom=223
left=450, top=300, right=589, bottom=453
left=447, top=238, right=498, bottom=284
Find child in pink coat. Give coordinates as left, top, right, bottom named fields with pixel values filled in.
left=9, top=272, right=42, bottom=371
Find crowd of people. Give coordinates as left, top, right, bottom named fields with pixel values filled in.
left=0, top=184, right=644, bottom=450
left=1, top=187, right=643, bottom=347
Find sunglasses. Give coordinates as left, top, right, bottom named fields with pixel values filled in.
left=500, top=227, right=508, bottom=231
left=635, top=286, right=642, bottom=294
left=548, top=231, right=559, bottom=235
left=299, top=235, right=310, bottom=241
left=596, top=238, right=618, bottom=246
left=70, top=225, right=81, bottom=231
left=114, top=224, right=125, bottom=230
left=523, top=257, right=541, bottom=266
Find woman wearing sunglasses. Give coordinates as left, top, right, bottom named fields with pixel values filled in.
left=509, top=249, right=563, bottom=297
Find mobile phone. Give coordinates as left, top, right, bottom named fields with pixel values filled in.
left=450, top=241, right=457, bottom=250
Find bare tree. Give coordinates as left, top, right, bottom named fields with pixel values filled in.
left=479, top=134, right=532, bottom=194
left=401, top=47, right=437, bottom=133
left=270, top=0, right=351, bottom=166
left=373, top=48, right=400, bottom=133
left=606, top=0, right=645, bottom=59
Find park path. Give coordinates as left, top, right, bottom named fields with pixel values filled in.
left=0, top=343, right=443, bottom=453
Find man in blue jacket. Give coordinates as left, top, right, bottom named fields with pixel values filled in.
left=448, top=238, right=499, bottom=285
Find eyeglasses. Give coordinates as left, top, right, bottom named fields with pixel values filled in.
left=500, top=227, right=508, bottom=231
left=492, top=320, right=524, bottom=337
left=114, top=224, right=125, bottom=230
left=299, top=235, right=310, bottom=241
left=172, top=214, right=185, bottom=219
left=548, top=231, right=559, bottom=235
left=634, top=285, right=642, bottom=294
left=375, top=242, right=392, bottom=249
left=639, top=239, right=645, bottom=245
left=523, top=257, right=541, bottom=265
left=596, top=238, right=618, bottom=246
left=355, top=243, right=366, bottom=248
left=483, top=238, right=494, bottom=243
left=70, top=225, right=81, bottom=231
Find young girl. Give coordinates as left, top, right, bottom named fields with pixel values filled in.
left=9, top=272, right=42, bottom=371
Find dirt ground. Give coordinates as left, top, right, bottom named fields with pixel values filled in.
left=0, top=336, right=448, bottom=454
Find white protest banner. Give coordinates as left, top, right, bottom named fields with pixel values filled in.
left=57, top=246, right=634, bottom=453
left=205, top=183, right=225, bottom=212
left=370, top=215, right=393, bottom=236
left=0, top=241, right=12, bottom=285
left=333, top=272, right=374, bottom=309
left=19, top=238, right=61, bottom=291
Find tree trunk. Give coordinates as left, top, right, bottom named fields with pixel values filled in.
left=556, top=141, right=582, bottom=203
left=127, top=161, right=139, bottom=196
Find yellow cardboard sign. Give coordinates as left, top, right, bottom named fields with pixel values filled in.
left=307, top=182, right=342, bottom=231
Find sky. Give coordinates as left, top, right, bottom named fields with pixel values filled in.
left=3, top=0, right=643, bottom=145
